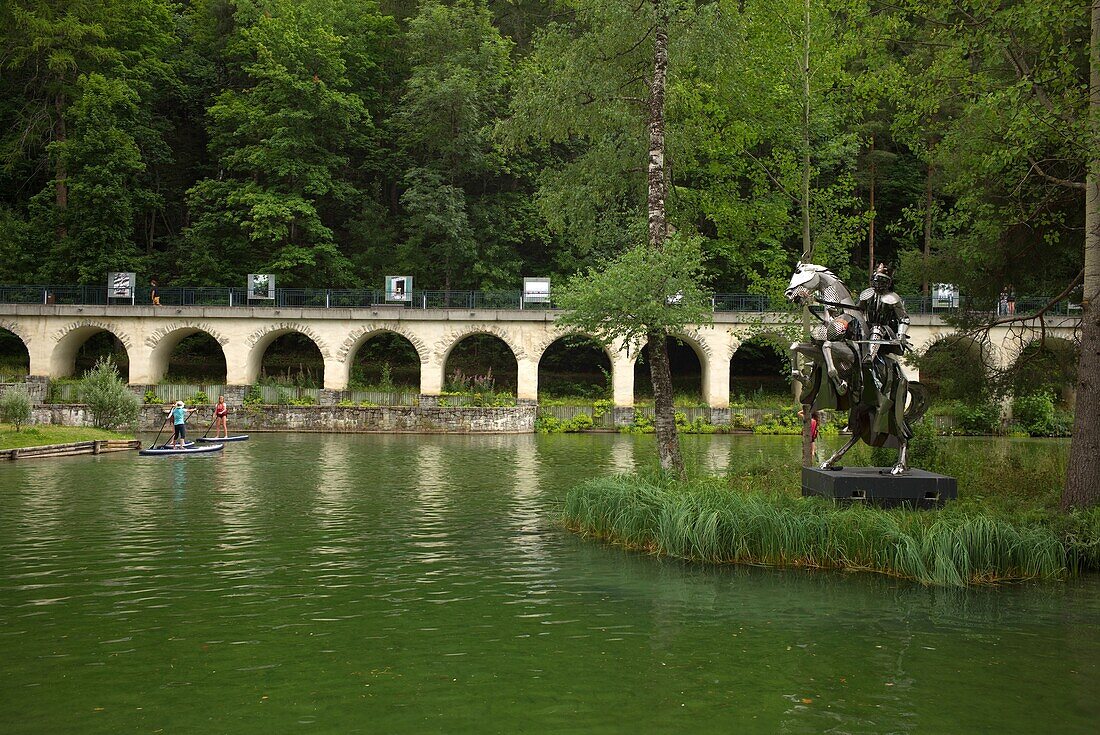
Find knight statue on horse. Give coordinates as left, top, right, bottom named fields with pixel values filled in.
left=785, top=262, right=929, bottom=475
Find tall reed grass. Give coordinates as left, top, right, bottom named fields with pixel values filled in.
left=563, top=473, right=1100, bottom=587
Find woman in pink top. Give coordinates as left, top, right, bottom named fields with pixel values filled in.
left=214, top=395, right=229, bottom=438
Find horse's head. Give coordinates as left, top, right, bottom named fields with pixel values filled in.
left=785, top=262, right=826, bottom=304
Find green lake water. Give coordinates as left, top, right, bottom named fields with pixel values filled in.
left=0, top=433, right=1096, bottom=733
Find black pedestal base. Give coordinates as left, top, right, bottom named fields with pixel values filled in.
left=802, top=466, right=957, bottom=509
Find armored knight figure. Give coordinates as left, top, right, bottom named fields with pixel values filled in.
left=857, top=264, right=910, bottom=378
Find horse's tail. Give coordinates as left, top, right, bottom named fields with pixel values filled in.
left=904, top=381, right=931, bottom=425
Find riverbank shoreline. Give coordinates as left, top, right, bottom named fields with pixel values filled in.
left=3, top=438, right=141, bottom=460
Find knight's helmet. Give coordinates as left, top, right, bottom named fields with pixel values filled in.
left=871, top=262, right=893, bottom=291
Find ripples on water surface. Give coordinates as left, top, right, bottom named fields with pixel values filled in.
left=0, top=433, right=1096, bottom=733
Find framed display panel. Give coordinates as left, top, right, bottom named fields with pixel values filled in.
left=107, top=272, right=136, bottom=301
left=931, top=283, right=958, bottom=309
left=248, top=274, right=275, bottom=300
left=523, top=277, right=550, bottom=304
left=386, top=276, right=412, bottom=302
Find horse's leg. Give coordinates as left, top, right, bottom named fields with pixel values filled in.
left=789, top=342, right=822, bottom=382
left=820, top=341, right=848, bottom=395
left=891, top=440, right=908, bottom=475
left=821, top=429, right=861, bottom=470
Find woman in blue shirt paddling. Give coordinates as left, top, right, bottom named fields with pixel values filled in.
left=166, top=400, right=195, bottom=448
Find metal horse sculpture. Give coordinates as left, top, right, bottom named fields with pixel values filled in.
left=785, top=263, right=929, bottom=475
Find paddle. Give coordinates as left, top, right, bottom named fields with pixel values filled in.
left=149, top=411, right=171, bottom=450
left=200, top=411, right=217, bottom=439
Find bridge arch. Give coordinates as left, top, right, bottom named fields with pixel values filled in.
left=242, top=324, right=329, bottom=387
left=917, top=334, right=993, bottom=401
left=338, top=326, right=427, bottom=392
left=536, top=333, right=614, bottom=400
left=632, top=333, right=708, bottom=405
left=1008, top=336, right=1078, bottom=404
left=428, top=328, right=522, bottom=398
left=435, top=325, right=526, bottom=365
left=729, top=333, right=790, bottom=402
left=145, top=324, right=229, bottom=384
left=0, top=322, right=31, bottom=380
left=51, top=321, right=133, bottom=380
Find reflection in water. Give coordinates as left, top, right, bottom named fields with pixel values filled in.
left=507, top=435, right=547, bottom=565
left=314, top=435, right=352, bottom=524
left=609, top=435, right=635, bottom=474
left=0, top=434, right=1094, bottom=735
left=172, top=459, right=187, bottom=503
left=412, top=441, right=455, bottom=567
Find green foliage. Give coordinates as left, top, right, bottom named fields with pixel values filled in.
left=554, top=235, right=713, bottom=351
left=751, top=410, right=803, bottom=435
left=80, top=358, right=140, bottom=430
left=443, top=368, right=514, bottom=406
left=956, top=401, right=1003, bottom=436
left=378, top=363, right=395, bottom=393
left=866, top=421, right=941, bottom=470
left=619, top=412, right=654, bottom=434
left=1012, top=392, right=1072, bottom=437
left=750, top=408, right=839, bottom=436
left=191, top=390, right=210, bottom=405
left=289, top=395, right=316, bottom=406
left=562, top=473, right=1094, bottom=586
left=143, top=389, right=158, bottom=405
left=394, top=0, right=518, bottom=289
left=0, top=0, right=175, bottom=284
left=0, top=387, right=32, bottom=431
left=243, top=386, right=264, bottom=407
left=535, top=411, right=594, bottom=433
left=182, top=0, right=392, bottom=286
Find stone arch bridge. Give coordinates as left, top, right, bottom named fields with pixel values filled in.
left=0, top=304, right=1079, bottom=412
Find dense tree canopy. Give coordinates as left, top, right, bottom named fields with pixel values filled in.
left=0, top=0, right=1086, bottom=301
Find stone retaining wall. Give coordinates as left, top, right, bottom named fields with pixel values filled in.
left=33, top=403, right=537, bottom=434
left=0, top=378, right=48, bottom=404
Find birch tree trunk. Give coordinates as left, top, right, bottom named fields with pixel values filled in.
left=868, top=136, right=876, bottom=278
left=799, top=0, right=814, bottom=465
left=54, top=92, right=68, bottom=239
left=923, top=164, right=933, bottom=297
left=645, top=0, right=684, bottom=477
left=1062, top=0, right=1100, bottom=509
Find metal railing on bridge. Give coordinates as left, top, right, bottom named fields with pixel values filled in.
left=0, top=284, right=1081, bottom=316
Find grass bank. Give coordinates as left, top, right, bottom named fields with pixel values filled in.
left=563, top=466, right=1100, bottom=587
left=0, top=424, right=133, bottom=450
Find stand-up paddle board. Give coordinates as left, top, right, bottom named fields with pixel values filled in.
left=197, top=435, right=249, bottom=443
left=140, top=443, right=223, bottom=456
left=155, top=440, right=194, bottom=449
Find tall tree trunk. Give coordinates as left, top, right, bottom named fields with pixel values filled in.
left=54, top=93, right=68, bottom=240
left=648, top=330, right=683, bottom=473
left=923, top=164, right=933, bottom=297
left=1062, top=0, right=1100, bottom=509
left=645, top=1, right=683, bottom=476
left=868, top=135, right=876, bottom=278
left=798, top=0, right=814, bottom=461
left=800, top=0, right=811, bottom=261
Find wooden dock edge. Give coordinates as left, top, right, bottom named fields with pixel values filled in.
left=4, top=439, right=141, bottom=461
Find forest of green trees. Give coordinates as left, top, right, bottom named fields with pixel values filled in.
left=0, top=0, right=1089, bottom=304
